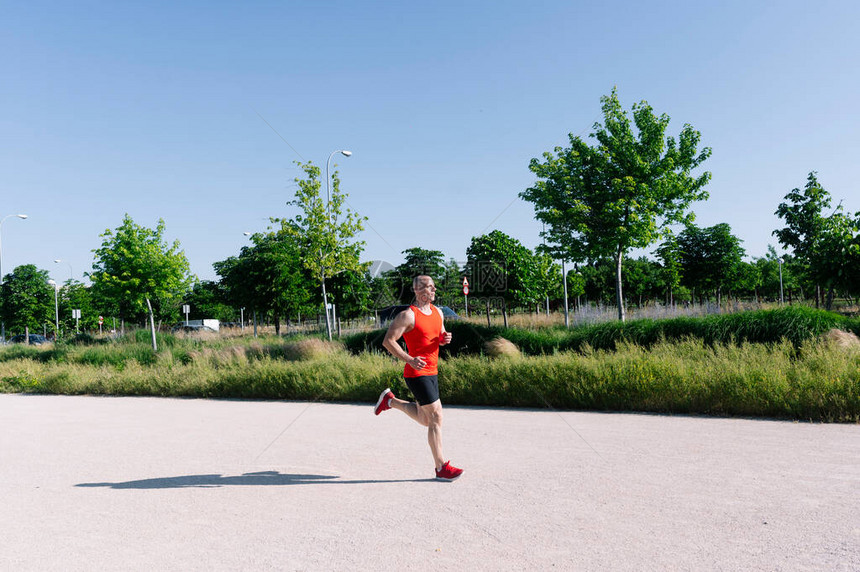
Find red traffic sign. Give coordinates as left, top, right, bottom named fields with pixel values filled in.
left=98, top=315, right=104, bottom=325
left=463, top=285, right=470, bottom=296
left=462, top=277, right=469, bottom=286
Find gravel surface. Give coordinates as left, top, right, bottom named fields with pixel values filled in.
left=1, top=394, right=858, bottom=571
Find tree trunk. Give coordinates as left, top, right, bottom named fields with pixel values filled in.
left=274, top=315, right=280, bottom=336
left=321, top=274, right=332, bottom=342
left=615, top=247, right=625, bottom=322
left=25, top=325, right=29, bottom=345
left=145, top=297, right=157, bottom=352
left=825, top=286, right=835, bottom=311
left=502, top=298, right=508, bottom=328
left=485, top=298, right=491, bottom=328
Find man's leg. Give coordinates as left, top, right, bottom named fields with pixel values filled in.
left=389, top=395, right=427, bottom=426
left=419, top=400, right=445, bottom=470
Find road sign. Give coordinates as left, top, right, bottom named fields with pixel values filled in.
left=98, top=316, right=104, bottom=325
left=463, top=285, right=469, bottom=295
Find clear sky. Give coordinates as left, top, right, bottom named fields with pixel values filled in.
left=2, top=0, right=858, bottom=284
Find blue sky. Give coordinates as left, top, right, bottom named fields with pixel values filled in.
left=2, top=0, right=858, bottom=283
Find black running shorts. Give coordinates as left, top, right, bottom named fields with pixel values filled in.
left=405, top=375, right=440, bottom=406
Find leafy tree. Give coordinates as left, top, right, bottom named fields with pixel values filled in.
left=773, top=172, right=831, bottom=306
left=466, top=230, right=539, bottom=326
left=533, top=252, right=562, bottom=313
left=0, top=265, right=53, bottom=338
left=277, top=161, right=366, bottom=339
left=435, top=258, right=465, bottom=311
left=774, top=172, right=860, bottom=309
left=57, top=280, right=99, bottom=334
left=89, top=215, right=193, bottom=325
left=654, top=236, right=683, bottom=305
left=328, top=267, right=373, bottom=320
left=565, top=267, right=586, bottom=309
left=622, top=256, right=662, bottom=307
left=521, top=88, right=711, bottom=321
left=734, top=261, right=763, bottom=303
left=814, top=210, right=860, bottom=309
left=215, top=231, right=315, bottom=334
left=580, top=260, right=615, bottom=306
left=677, top=223, right=745, bottom=306
left=184, top=280, right=235, bottom=323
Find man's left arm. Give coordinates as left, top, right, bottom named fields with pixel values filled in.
left=437, top=306, right=452, bottom=346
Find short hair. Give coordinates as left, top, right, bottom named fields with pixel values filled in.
left=412, top=275, right=432, bottom=291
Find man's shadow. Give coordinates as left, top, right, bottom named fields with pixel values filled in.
left=76, top=471, right=435, bottom=489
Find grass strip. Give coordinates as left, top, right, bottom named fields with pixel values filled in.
left=2, top=338, right=857, bottom=422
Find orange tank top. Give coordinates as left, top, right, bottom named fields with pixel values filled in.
left=402, top=305, right=443, bottom=377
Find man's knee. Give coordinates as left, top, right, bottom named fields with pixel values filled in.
left=423, top=403, right=443, bottom=427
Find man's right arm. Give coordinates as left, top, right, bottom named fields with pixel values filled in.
left=382, top=310, right=426, bottom=370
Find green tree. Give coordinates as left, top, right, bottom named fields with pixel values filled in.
left=773, top=172, right=831, bottom=306
left=328, top=267, right=373, bottom=321
left=654, top=236, right=683, bottom=305
left=533, top=252, right=562, bottom=314
left=184, top=280, right=236, bottom=323
left=57, top=280, right=98, bottom=334
left=435, top=258, right=465, bottom=311
left=215, top=231, right=315, bottom=334
left=774, top=172, right=860, bottom=309
left=622, top=256, right=662, bottom=307
left=466, top=230, right=539, bottom=326
left=89, top=215, right=194, bottom=326
left=278, top=161, right=366, bottom=339
left=0, top=265, right=53, bottom=339
left=521, top=88, right=712, bottom=321
left=814, top=210, right=860, bottom=309
left=677, top=223, right=745, bottom=307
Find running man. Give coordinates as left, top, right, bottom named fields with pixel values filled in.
left=374, top=275, right=463, bottom=481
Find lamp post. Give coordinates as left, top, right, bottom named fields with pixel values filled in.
left=48, top=279, right=59, bottom=338
left=0, top=213, right=28, bottom=342
left=54, top=259, right=73, bottom=282
left=777, top=257, right=784, bottom=305
left=321, top=149, right=352, bottom=341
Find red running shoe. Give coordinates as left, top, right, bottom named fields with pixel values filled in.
left=435, top=461, right=463, bottom=481
left=374, top=388, right=394, bottom=415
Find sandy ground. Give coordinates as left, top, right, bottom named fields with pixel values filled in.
left=1, top=394, right=858, bottom=571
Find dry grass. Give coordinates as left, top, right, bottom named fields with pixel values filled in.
left=173, top=330, right=220, bottom=342
left=823, top=328, right=860, bottom=351
left=282, top=338, right=343, bottom=361
left=483, top=337, right=521, bottom=358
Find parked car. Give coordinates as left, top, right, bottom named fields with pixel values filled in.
left=438, top=306, right=462, bottom=320
left=6, top=334, right=49, bottom=345
left=171, top=324, right=217, bottom=334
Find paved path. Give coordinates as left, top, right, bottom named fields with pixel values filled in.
left=1, top=394, right=858, bottom=571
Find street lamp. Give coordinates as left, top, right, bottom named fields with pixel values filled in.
left=48, top=279, right=59, bottom=338
left=0, top=213, right=28, bottom=342
left=777, top=257, right=784, bottom=305
left=321, top=149, right=352, bottom=341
